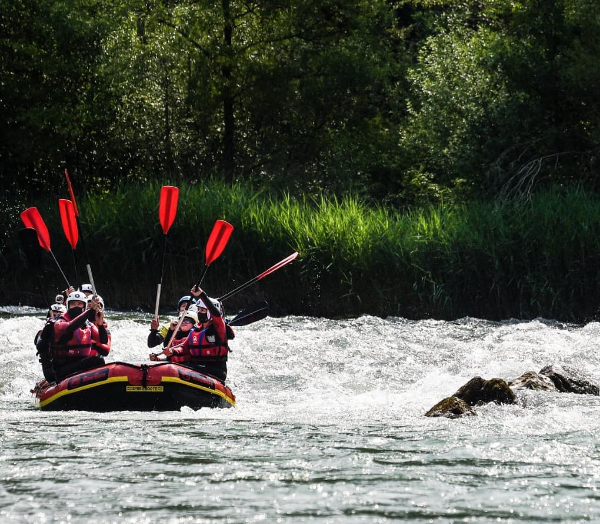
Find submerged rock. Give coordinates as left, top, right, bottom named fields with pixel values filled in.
left=425, top=377, right=515, bottom=418
left=425, top=364, right=599, bottom=419
left=539, top=364, right=600, bottom=395
left=453, top=377, right=516, bottom=406
left=509, top=371, right=557, bottom=392
left=425, top=396, right=475, bottom=419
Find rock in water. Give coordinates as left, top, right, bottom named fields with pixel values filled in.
left=539, top=364, right=600, bottom=395
left=509, top=371, right=557, bottom=392
left=453, top=377, right=516, bottom=406
left=424, top=396, right=476, bottom=419
left=424, top=377, right=515, bottom=418
left=424, top=365, right=599, bottom=420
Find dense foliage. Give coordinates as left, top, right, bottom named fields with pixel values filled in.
left=2, top=2, right=600, bottom=319
left=2, top=0, right=599, bottom=203
left=3, top=181, right=600, bottom=322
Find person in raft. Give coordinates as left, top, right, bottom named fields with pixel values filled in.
left=147, top=295, right=196, bottom=349
left=88, top=295, right=111, bottom=359
left=56, top=286, right=75, bottom=304
left=149, top=309, right=198, bottom=357
left=48, top=299, right=67, bottom=319
left=151, top=286, right=232, bottom=382
left=50, top=290, right=110, bottom=381
left=34, top=300, right=67, bottom=381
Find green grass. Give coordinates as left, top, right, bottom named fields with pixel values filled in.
left=3, top=181, right=600, bottom=321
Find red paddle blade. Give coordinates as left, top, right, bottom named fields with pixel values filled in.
left=257, top=252, right=299, bottom=280
left=20, top=207, right=51, bottom=252
left=205, top=220, right=234, bottom=265
left=159, top=186, right=179, bottom=234
left=64, top=168, right=79, bottom=216
left=58, top=199, right=79, bottom=250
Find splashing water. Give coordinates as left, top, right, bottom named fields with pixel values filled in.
left=1, top=308, right=600, bottom=523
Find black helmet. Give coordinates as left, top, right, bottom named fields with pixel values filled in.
left=177, top=295, right=195, bottom=311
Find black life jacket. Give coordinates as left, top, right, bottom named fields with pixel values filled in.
left=35, top=318, right=57, bottom=361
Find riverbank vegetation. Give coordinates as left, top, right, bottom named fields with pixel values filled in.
left=3, top=181, right=600, bottom=322
left=2, top=1, right=599, bottom=320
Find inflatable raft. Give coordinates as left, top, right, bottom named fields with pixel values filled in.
left=32, top=361, right=236, bottom=411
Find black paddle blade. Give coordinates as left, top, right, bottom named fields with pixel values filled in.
left=228, top=301, right=269, bottom=327
left=19, top=228, right=42, bottom=271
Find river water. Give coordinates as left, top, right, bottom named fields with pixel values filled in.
left=1, top=308, right=600, bottom=523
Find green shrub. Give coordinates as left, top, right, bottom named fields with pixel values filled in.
left=4, top=181, right=600, bottom=321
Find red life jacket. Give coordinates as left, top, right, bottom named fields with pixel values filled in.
left=92, top=322, right=111, bottom=357
left=171, top=321, right=228, bottom=364
left=51, top=313, right=97, bottom=365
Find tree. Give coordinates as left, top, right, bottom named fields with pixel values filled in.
left=399, top=0, right=600, bottom=200
left=105, top=0, right=404, bottom=194
left=0, top=0, right=117, bottom=196
left=0, top=1, right=411, bottom=199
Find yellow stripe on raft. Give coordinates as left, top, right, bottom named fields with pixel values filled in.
left=38, top=376, right=129, bottom=408
left=161, top=376, right=236, bottom=406
left=38, top=375, right=236, bottom=408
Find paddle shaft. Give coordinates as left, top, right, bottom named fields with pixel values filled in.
left=163, top=310, right=188, bottom=353
left=219, top=252, right=299, bottom=301
left=155, top=235, right=169, bottom=317
left=86, top=264, right=96, bottom=295
left=194, top=265, right=209, bottom=289
left=51, top=251, right=71, bottom=288
left=70, top=250, right=79, bottom=282
left=154, top=284, right=162, bottom=319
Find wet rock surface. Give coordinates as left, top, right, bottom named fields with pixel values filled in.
left=454, top=377, right=516, bottom=406
left=538, top=364, right=599, bottom=395
left=425, top=396, right=476, bottom=419
left=509, top=371, right=557, bottom=392
left=425, top=364, right=599, bottom=419
left=425, top=377, right=514, bottom=419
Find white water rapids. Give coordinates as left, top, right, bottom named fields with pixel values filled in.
left=1, top=307, right=600, bottom=523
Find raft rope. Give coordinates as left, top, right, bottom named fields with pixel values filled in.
left=141, top=364, right=148, bottom=389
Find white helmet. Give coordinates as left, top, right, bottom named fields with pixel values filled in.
left=50, top=303, right=67, bottom=313
left=95, top=295, right=105, bottom=309
left=182, top=311, right=199, bottom=325
left=81, top=284, right=93, bottom=293
left=209, top=297, right=222, bottom=315
left=195, top=298, right=221, bottom=319
left=66, top=291, right=88, bottom=306
left=54, top=294, right=64, bottom=304
left=195, top=299, right=207, bottom=311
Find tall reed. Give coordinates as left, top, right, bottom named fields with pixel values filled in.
left=3, top=181, right=600, bottom=321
